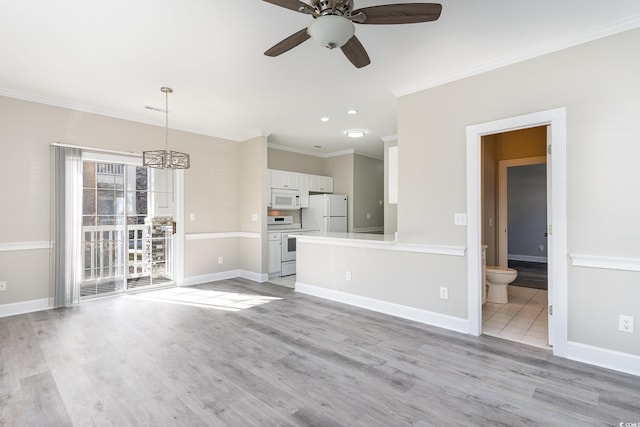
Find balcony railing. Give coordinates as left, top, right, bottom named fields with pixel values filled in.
left=81, top=222, right=173, bottom=296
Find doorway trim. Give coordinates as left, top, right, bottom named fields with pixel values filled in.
left=466, top=108, right=567, bottom=357
left=497, top=156, right=547, bottom=267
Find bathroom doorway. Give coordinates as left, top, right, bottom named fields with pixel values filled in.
left=467, top=108, right=568, bottom=357
left=482, top=137, right=549, bottom=348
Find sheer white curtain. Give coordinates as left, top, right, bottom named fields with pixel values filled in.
left=52, top=146, right=83, bottom=307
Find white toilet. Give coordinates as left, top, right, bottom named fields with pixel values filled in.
left=485, top=266, right=518, bottom=303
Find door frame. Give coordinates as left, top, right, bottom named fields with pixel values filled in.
left=466, top=108, right=567, bottom=357
left=80, top=150, right=185, bottom=292
left=497, top=156, right=547, bottom=267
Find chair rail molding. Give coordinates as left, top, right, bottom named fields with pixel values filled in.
left=0, top=241, right=53, bottom=252
left=570, top=254, right=640, bottom=272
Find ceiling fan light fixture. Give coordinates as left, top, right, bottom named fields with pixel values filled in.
left=307, top=15, right=355, bottom=49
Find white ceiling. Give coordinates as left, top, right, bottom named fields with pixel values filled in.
left=1, top=1, right=640, bottom=158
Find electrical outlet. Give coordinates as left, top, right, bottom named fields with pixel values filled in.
left=218, top=257, right=223, bottom=265
left=454, top=213, right=467, bottom=226
left=538, top=245, right=545, bottom=252
left=0, top=281, right=6, bottom=291
left=440, top=287, right=448, bottom=300
left=619, top=315, right=634, bottom=333
left=345, top=271, right=352, bottom=281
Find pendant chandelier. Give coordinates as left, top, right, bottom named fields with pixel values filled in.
left=143, top=87, right=190, bottom=169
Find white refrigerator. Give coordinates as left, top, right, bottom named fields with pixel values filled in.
left=302, top=194, right=348, bottom=233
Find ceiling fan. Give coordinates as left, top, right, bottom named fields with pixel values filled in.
left=262, top=0, right=442, bottom=68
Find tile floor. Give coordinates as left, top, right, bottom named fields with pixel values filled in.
left=482, top=285, right=549, bottom=348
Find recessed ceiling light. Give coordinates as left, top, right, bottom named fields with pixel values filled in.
left=345, top=129, right=367, bottom=138
left=347, top=109, right=358, bottom=115
left=320, top=116, right=330, bottom=122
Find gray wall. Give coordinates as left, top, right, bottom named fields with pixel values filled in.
left=353, top=154, right=384, bottom=231
left=507, top=164, right=547, bottom=260
left=398, top=27, right=640, bottom=356
left=267, top=148, right=324, bottom=175
left=0, top=96, right=265, bottom=308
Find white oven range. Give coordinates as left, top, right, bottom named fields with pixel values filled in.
left=267, top=216, right=316, bottom=277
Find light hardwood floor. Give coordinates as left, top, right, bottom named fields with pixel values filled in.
left=1, top=278, right=639, bottom=426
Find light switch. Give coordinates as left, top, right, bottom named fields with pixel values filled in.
left=454, top=213, right=467, bottom=226
left=189, top=213, right=196, bottom=222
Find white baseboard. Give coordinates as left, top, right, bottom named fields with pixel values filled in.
left=508, top=254, right=548, bottom=263
left=241, top=270, right=269, bottom=283
left=295, top=282, right=469, bottom=334
left=181, top=269, right=267, bottom=287
left=567, top=341, right=640, bottom=377
left=0, top=298, right=50, bottom=318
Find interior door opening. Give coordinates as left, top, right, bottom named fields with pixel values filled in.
left=480, top=126, right=551, bottom=349
left=80, top=160, right=175, bottom=298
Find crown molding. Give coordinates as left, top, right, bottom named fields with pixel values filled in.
left=394, top=14, right=640, bottom=97
left=0, top=87, right=260, bottom=142
left=381, top=134, right=398, bottom=144
left=267, top=143, right=383, bottom=161
left=267, top=142, right=327, bottom=157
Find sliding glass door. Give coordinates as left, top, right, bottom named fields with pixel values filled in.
left=80, top=160, right=175, bottom=298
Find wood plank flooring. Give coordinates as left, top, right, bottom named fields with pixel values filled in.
left=1, top=278, right=639, bottom=426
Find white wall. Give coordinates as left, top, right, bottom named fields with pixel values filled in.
left=384, top=139, right=398, bottom=234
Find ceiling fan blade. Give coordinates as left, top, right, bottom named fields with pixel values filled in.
left=262, top=0, right=314, bottom=14
left=264, top=28, right=311, bottom=57
left=353, top=3, right=442, bottom=24
left=340, top=36, right=370, bottom=68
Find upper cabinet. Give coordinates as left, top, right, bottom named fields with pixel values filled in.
left=268, top=170, right=334, bottom=209
left=308, top=174, right=334, bottom=193
left=270, top=169, right=300, bottom=190
left=269, top=170, right=333, bottom=194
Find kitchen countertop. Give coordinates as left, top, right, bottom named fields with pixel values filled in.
left=268, top=228, right=318, bottom=233
left=295, top=232, right=466, bottom=256
left=293, top=231, right=397, bottom=242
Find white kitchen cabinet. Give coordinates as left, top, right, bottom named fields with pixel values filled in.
left=268, top=232, right=282, bottom=274
left=270, top=169, right=300, bottom=190
left=308, top=174, right=333, bottom=193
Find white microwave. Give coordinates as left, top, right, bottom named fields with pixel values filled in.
left=271, top=189, right=300, bottom=209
